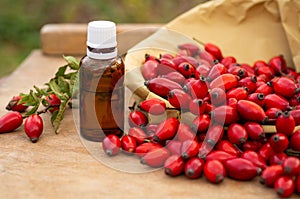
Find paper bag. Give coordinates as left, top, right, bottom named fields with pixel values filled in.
left=124, top=0, right=300, bottom=132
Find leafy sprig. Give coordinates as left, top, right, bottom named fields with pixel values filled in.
left=18, top=55, right=80, bottom=133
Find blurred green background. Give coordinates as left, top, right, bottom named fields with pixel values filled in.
left=0, top=0, right=207, bottom=78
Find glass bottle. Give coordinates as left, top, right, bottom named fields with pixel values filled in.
left=79, top=21, right=124, bottom=142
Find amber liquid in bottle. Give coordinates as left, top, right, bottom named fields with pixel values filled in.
left=79, top=49, right=124, bottom=142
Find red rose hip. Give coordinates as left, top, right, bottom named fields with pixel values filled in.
left=24, top=114, right=43, bottom=143
left=164, top=154, right=185, bottom=177
left=184, top=157, right=205, bottom=179
left=204, top=160, right=226, bottom=184
left=0, top=111, right=23, bottom=133
left=102, top=134, right=121, bottom=156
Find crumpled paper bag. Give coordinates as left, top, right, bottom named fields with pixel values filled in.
left=124, top=0, right=300, bottom=132
left=165, top=0, right=299, bottom=70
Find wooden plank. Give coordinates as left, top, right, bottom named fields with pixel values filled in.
left=1, top=50, right=294, bottom=199
left=40, top=23, right=163, bottom=55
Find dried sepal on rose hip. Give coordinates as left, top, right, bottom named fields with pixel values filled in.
left=6, top=95, right=28, bottom=112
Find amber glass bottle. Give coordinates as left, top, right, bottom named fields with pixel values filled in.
left=80, top=21, right=124, bottom=142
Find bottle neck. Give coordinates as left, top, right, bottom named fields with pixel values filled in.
left=87, top=46, right=118, bottom=60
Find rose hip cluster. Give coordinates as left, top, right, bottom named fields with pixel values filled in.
left=0, top=93, right=61, bottom=142
left=103, top=42, right=300, bottom=197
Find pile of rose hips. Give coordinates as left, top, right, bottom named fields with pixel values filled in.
left=0, top=93, right=61, bottom=142
left=103, top=42, right=300, bottom=198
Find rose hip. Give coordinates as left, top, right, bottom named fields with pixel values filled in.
left=210, top=105, right=239, bottom=125
left=102, top=134, right=121, bottom=156
left=241, top=151, right=267, bottom=170
left=226, top=87, right=248, bottom=101
left=6, top=95, right=28, bottom=112
left=221, top=56, right=237, bottom=68
left=45, top=93, right=61, bottom=113
left=244, top=122, right=265, bottom=140
left=184, top=157, right=205, bottom=179
left=227, top=123, right=248, bottom=145
left=238, top=76, right=257, bottom=93
left=164, top=155, right=184, bottom=177
left=224, top=158, right=260, bottom=181
left=290, top=130, right=300, bottom=151
left=266, top=107, right=282, bottom=120
left=121, top=135, right=137, bottom=154
left=162, top=71, right=185, bottom=85
left=209, top=74, right=238, bottom=91
left=0, top=111, right=23, bottom=133
left=269, top=152, right=287, bottom=166
left=140, top=147, right=170, bottom=168
left=135, top=142, right=162, bottom=157
left=246, top=93, right=265, bottom=107
left=178, top=43, right=200, bottom=57
left=205, top=150, right=236, bottom=164
left=269, top=55, right=287, bottom=75
left=260, top=165, right=284, bottom=187
left=24, top=114, right=43, bottom=143
left=128, top=110, right=148, bottom=127
left=215, top=140, right=240, bottom=156
left=264, top=94, right=290, bottom=111
left=204, top=124, right=224, bottom=146
left=237, top=100, right=267, bottom=123
left=128, top=127, right=147, bottom=145
left=153, top=117, right=179, bottom=142
left=206, top=62, right=227, bottom=81
left=157, top=58, right=177, bottom=75
left=181, top=139, right=200, bottom=160
left=189, top=99, right=207, bottom=115
left=296, top=175, right=300, bottom=194
left=177, top=62, right=197, bottom=78
left=269, top=133, right=289, bottom=153
left=168, top=89, right=192, bottom=110
left=176, top=123, right=196, bottom=142
left=166, top=140, right=182, bottom=155
left=230, top=67, right=248, bottom=79
left=184, top=77, right=208, bottom=99
left=282, top=157, right=300, bottom=176
left=204, top=43, right=223, bottom=61
left=243, top=140, right=263, bottom=152
left=273, top=76, right=298, bottom=98
left=138, top=98, right=166, bottom=115
left=255, top=82, right=274, bottom=96
left=259, top=143, right=275, bottom=161
left=191, top=114, right=211, bottom=133
left=145, top=77, right=182, bottom=98
left=141, top=60, right=158, bottom=80
left=204, top=160, right=226, bottom=184
left=210, top=87, right=226, bottom=106
left=291, top=109, right=300, bottom=125
left=274, top=176, right=295, bottom=198
left=276, top=111, right=295, bottom=136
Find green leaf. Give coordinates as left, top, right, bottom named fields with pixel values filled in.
left=50, top=110, right=59, bottom=124
left=57, top=76, right=70, bottom=96
left=49, top=79, right=68, bottom=101
left=34, top=85, right=48, bottom=97
left=25, top=103, right=39, bottom=116
left=63, top=71, right=78, bottom=79
left=55, top=65, right=68, bottom=78
left=51, top=99, right=69, bottom=133
left=69, top=71, right=79, bottom=97
left=63, top=55, right=80, bottom=70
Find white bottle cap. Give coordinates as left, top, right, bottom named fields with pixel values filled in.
left=87, top=21, right=117, bottom=48
left=86, top=21, right=117, bottom=59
